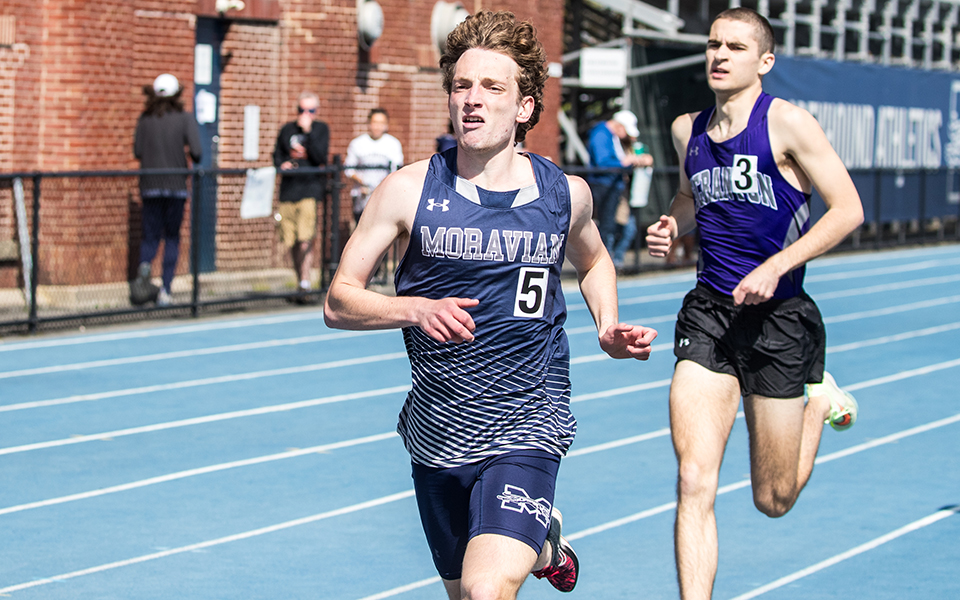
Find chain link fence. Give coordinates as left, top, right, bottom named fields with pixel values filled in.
left=1, top=163, right=957, bottom=333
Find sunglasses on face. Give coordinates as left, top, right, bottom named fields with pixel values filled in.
left=298, top=107, right=317, bottom=114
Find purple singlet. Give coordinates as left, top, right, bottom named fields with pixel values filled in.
left=684, top=92, right=811, bottom=299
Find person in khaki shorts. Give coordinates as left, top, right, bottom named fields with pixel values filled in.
left=273, top=91, right=329, bottom=293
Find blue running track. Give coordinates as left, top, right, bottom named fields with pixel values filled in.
left=1, top=244, right=958, bottom=599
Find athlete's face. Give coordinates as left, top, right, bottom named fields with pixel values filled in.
left=705, top=19, right=774, bottom=94
left=448, top=48, right=535, bottom=154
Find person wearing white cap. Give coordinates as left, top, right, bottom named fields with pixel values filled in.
left=152, top=73, right=180, bottom=97
left=131, top=73, right=202, bottom=306
left=586, top=109, right=652, bottom=256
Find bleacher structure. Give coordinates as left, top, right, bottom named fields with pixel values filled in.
left=561, top=0, right=960, bottom=155
left=567, top=0, right=960, bottom=68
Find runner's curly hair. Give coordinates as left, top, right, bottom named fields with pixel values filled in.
left=440, top=10, right=547, bottom=144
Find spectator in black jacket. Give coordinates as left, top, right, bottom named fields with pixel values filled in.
left=273, top=92, right=329, bottom=294
left=132, top=73, right=202, bottom=306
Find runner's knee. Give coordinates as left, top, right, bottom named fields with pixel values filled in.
left=752, top=480, right=798, bottom=518
left=462, top=577, right=517, bottom=600
left=677, top=459, right=720, bottom=500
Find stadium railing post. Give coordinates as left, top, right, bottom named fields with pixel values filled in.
left=191, top=168, right=202, bottom=318
left=28, top=174, right=41, bottom=332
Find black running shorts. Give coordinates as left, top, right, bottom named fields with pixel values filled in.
left=674, top=283, right=826, bottom=398
left=410, top=449, right=560, bottom=580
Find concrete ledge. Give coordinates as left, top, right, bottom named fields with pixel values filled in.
left=0, top=268, right=305, bottom=311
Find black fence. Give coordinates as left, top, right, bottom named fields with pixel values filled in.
left=1, top=163, right=957, bottom=334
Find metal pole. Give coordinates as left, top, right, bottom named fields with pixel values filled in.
left=327, top=155, right=343, bottom=287
left=29, top=174, right=41, bottom=332
left=191, top=169, right=202, bottom=317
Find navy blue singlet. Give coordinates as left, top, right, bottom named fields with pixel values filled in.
left=394, top=149, right=576, bottom=468
left=685, top=92, right=812, bottom=299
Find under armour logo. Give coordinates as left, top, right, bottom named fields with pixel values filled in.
left=678, top=338, right=690, bottom=348
left=497, top=484, right=551, bottom=528
left=426, top=198, right=449, bottom=212
left=689, top=146, right=699, bottom=157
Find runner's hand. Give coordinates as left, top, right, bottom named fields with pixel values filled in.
left=600, top=323, right=658, bottom=360
left=646, top=216, right=674, bottom=258
left=732, top=263, right=779, bottom=305
left=418, top=297, right=479, bottom=343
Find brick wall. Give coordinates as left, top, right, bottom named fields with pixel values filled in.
left=1, top=0, right=564, bottom=289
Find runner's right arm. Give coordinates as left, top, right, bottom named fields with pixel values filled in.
left=646, top=112, right=699, bottom=257
left=323, top=160, right=478, bottom=343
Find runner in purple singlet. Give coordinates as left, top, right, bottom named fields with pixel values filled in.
left=645, top=8, right=864, bottom=600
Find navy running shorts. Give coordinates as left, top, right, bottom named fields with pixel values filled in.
left=674, top=283, right=826, bottom=398
left=410, top=449, right=560, bottom=580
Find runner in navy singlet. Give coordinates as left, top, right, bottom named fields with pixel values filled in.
left=645, top=8, right=864, bottom=600
left=324, top=10, right=658, bottom=599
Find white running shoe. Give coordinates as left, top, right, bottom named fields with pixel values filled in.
left=807, top=371, right=858, bottom=431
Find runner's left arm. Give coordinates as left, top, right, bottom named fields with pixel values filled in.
left=732, top=101, right=864, bottom=305
left=565, top=175, right=657, bottom=360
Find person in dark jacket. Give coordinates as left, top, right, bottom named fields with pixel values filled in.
left=273, top=92, right=329, bottom=294
left=132, top=73, right=202, bottom=306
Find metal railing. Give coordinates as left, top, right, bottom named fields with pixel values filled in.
left=0, top=161, right=351, bottom=333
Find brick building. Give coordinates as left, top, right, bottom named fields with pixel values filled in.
left=0, top=0, right=563, bottom=295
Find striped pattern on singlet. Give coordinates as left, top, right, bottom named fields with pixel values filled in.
left=394, top=149, right=577, bottom=468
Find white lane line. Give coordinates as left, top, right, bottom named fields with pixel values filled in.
left=602, top=273, right=960, bottom=329
left=0, top=409, right=688, bottom=517
left=0, top=376, right=669, bottom=458
left=1, top=248, right=955, bottom=354
left=6, top=343, right=957, bottom=460
left=568, top=428, right=669, bottom=457
left=596, top=262, right=960, bottom=314
left=4, top=268, right=959, bottom=381
left=828, top=322, right=960, bottom=354
left=0, top=331, right=392, bottom=380
left=824, top=294, right=960, bottom=323
left=570, top=412, right=960, bottom=543
left=0, top=489, right=418, bottom=596
left=616, top=272, right=697, bottom=289
left=564, top=312, right=679, bottom=337
left=815, top=413, right=960, bottom=466
left=0, top=385, right=410, bottom=457
left=728, top=505, right=960, bottom=600
left=571, top=379, right=672, bottom=402
left=7, top=271, right=954, bottom=381
left=355, top=577, right=443, bottom=600
left=805, top=256, right=960, bottom=283
left=571, top=317, right=960, bottom=366
left=0, top=311, right=330, bottom=352
left=0, top=351, right=408, bottom=413
left=0, top=432, right=400, bottom=516
left=4, top=406, right=957, bottom=598
left=808, top=246, right=960, bottom=267
left=569, top=290, right=688, bottom=311
left=844, top=357, right=960, bottom=392
left=814, top=273, right=960, bottom=300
